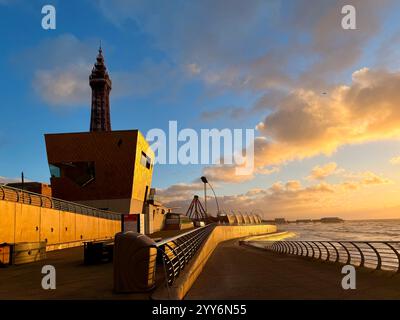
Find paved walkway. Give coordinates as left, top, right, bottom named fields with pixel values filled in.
left=0, top=247, right=152, bottom=300
left=0, top=229, right=189, bottom=300
left=186, top=239, right=400, bottom=300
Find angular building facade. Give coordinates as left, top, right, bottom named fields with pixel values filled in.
left=44, top=48, right=154, bottom=223
left=45, top=130, right=154, bottom=214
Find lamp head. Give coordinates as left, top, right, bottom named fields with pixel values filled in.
left=200, top=176, right=208, bottom=184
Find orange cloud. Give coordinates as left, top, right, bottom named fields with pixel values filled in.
left=205, top=68, right=400, bottom=182
left=160, top=170, right=392, bottom=219
left=308, top=162, right=338, bottom=180
left=390, top=156, right=400, bottom=165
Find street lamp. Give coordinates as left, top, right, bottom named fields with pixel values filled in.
left=200, top=176, right=220, bottom=215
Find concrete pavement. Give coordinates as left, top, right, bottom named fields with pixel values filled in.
left=186, top=239, right=400, bottom=299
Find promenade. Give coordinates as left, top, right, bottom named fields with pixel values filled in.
left=2, top=236, right=400, bottom=299
left=0, top=246, right=152, bottom=300
left=186, top=239, right=400, bottom=299
left=0, top=228, right=191, bottom=300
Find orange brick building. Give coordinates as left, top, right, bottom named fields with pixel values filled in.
left=45, top=130, right=154, bottom=214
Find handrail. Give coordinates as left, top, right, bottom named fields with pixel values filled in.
left=156, top=224, right=215, bottom=286
left=265, top=240, right=400, bottom=273
left=0, top=185, right=120, bottom=221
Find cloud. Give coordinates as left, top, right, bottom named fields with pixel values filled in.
left=19, top=34, right=186, bottom=107
left=95, top=0, right=394, bottom=94
left=160, top=169, right=391, bottom=218
left=390, top=156, right=400, bottom=165
left=33, top=63, right=91, bottom=107
left=15, top=34, right=95, bottom=107
left=186, top=63, right=201, bottom=75
left=200, top=106, right=249, bottom=121
left=202, top=165, right=256, bottom=183
left=27, top=1, right=394, bottom=109
left=161, top=179, right=336, bottom=217
left=308, top=162, right=338, bottom=180
left=205, top=68, right=400, bottom=182
left=359, top=171, right=391, bottom=185
left=0, top=176, right=21, bottom=184
left=339, top=171, right=391, bottom=190
left=156, top=182, right=204, bottom=204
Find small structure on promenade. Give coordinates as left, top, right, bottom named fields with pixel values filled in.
left=164, top=213, right=194, bottom=230
left=186, top=195, right=208, bottom=222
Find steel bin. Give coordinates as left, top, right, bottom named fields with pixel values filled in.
left=113, top=231, right=157, bottom=293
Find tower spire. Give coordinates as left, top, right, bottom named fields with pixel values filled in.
left=89, top=46, right=112, bottom=132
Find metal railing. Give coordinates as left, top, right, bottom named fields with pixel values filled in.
left=264, top=240, right=400, bottom=273
left=156, top=224, right=215, bottom=286
left=0, top=185, right=120, bottom=221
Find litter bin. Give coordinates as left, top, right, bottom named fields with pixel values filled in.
left=84, top=240, right=114, bottom=265
left=113, top=231, right=157, bottom=293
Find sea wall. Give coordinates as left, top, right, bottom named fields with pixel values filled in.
left=0, top=199, right=121, bottom=250
left=152, top=224, right=278, bottom=300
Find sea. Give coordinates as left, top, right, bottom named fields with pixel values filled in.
left=268, top=219, right=400, bottom=242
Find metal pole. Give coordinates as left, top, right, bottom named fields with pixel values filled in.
left=207, top=182, right=220, bottom=215
left=204, top=182, right=207, bottom=214
left=21, top=171, right=24, bottom=203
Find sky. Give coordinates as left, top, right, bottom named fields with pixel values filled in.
left=1, top=0, right=400, bottom=220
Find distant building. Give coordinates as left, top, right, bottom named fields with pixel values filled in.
left=44, top=48, right=154, bottom=233
left=296, top=219, right=312, bottom=223
left=6, top=182, right=52, bottom=198
left=143, top=188, right=171, bottom=234
left=274, top=218, right=287, bottom=224
left=164, top=213, right=194, bottom=231
left=320, top=217, right=344, bottom=223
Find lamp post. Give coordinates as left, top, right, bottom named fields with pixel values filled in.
left=200, top=176, right=220, bottom=215
left=201, top=176, right=207, bottom=214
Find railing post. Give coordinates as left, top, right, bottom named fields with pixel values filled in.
left=318, top=241, right=330, bottom=261
left=314, top=242, right=322, bottom=259
left=287, top=241, right=295, bottom=255
left=338, top=242, right=351, bottom=265
left=299, top=242, right=304, bottom=256
left=307, top=242, right=315, bottom=258
left=262, top=239, right=400, bottom=273
left=384, top=242, right=400, bottom=273
left=282, top=241, right=290, bottom=254
left=350, top=242, right=364, bottom=267
left=366, top=242, right=382, bottom=270
left=327, top=242, right=340, bottom=263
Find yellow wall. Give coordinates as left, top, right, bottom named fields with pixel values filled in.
left=0, top=201, right=16, bottom=243
left=60, top=211, right=76, bottom=243
left=153, top=224, right=278, bottom=300
left=131, top=131, right=154, bottom=214
left=40, top=208, right=60, bottom=245
left=0, top=200, right=121, bottom=246
left=14, top=204, right=40, bottom=243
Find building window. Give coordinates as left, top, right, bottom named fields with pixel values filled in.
left=49, top=164, right=61, bottom=178
left=50, top=161, right=95, bottom=187
left=140, top=151, right=152, bottom=169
